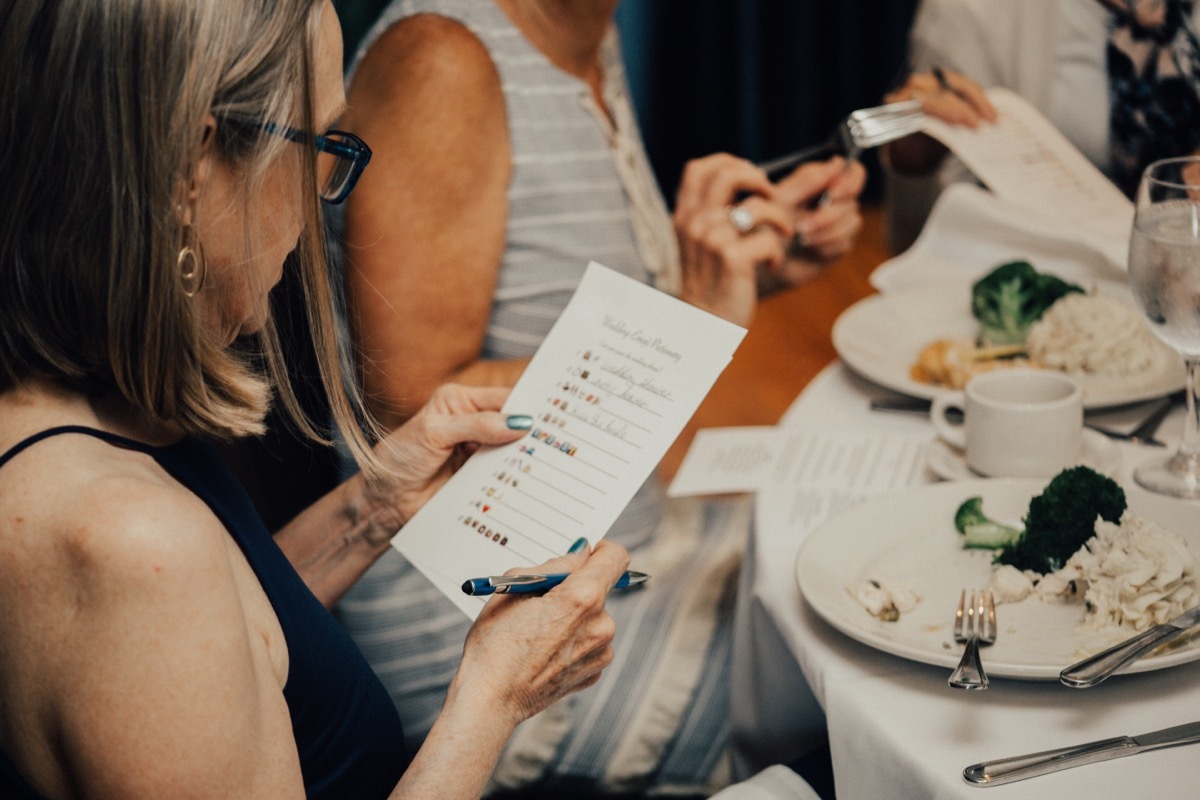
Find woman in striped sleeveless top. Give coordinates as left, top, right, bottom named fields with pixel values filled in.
left=334, top=1, right=864, bottom=796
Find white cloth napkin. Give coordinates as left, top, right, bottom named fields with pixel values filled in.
left=870, top=183, right=1128, bottom=294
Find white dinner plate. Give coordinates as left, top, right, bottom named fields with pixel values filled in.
left=832, top=282, right=1186, bottom=409
left=794, top=478, right=1200, bottom=680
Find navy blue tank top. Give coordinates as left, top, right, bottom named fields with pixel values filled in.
left=0, top=426, right=408, bottom=799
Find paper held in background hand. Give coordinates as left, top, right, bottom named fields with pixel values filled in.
left=921, top=87, right=1134, bottom=267
left=392, top=262, right=746, bottom=618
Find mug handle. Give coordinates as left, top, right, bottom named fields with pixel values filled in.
left=930, top=391, right=966, bottom=450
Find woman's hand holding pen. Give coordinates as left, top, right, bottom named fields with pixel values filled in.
left=886, top=66, right=995, bottom=126
left=399, top=540, right=625, bottom=794
left=454, top=539, right=630, bottom=727
left=883, top=66, right=997, bottom=177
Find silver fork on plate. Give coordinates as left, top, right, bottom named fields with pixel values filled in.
left=949, top=589, right=996, bottom=690
left=758, top=99, right=927, bottom=180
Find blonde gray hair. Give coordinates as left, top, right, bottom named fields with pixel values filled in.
left=0, top=0, right=381, bottom=473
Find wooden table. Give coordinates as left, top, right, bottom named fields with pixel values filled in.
left=659, top=204, right=888, bottom=482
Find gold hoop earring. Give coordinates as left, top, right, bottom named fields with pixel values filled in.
left=178, top=224, right=207, bottom=297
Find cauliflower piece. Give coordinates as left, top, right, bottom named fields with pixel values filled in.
left=987, top=564, right=1035, bottom=603
left=846, top=579, right=922, bottom=622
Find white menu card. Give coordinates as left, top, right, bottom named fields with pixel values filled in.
left=669, top=426, right=929, bottom=511
left=392, top=262, right=747, bottom=618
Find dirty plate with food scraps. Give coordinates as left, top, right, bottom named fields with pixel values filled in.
left=832, top=282, right=1185, bottom=409
left=794, top=478, right=1200, bottom=680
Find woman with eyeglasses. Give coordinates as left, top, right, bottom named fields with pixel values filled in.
left=0, top=2, right=631, bottom=798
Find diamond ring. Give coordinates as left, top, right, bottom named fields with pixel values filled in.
left=727, top=205, right=756, bottom=235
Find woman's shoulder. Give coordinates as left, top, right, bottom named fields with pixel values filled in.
left=0, top=420, right=230, bottom=591
left=0, top=418, right=293, bottom=799
left=352, top=11, right=500, bottom=107
left=341, top=6, right=509, bottom=202
left=0, top=411, right=250, bottom=684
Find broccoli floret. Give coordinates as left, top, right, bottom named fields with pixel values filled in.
left=994, top=466, right=1127, bottom=574
left=954, top=496, right=1022, bottom=549
left=970, top=260, right=1084, bottom=346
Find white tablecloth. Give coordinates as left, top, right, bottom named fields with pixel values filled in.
left=732, top=362, right=1200, bottom=799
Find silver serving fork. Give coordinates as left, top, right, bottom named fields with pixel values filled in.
left=758, top=99, right=927, bottom=180
left=949, top=589, right=996, bottom=690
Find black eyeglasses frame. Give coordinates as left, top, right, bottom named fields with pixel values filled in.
left=263, top=123, right=372, bottom=205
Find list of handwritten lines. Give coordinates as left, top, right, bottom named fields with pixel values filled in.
left=517, top=445, right=603, bottom=492
left=582, top=380, right=654, bottom=433
left=464, top=324, right=691, bottom=564
left=558, top=407, right=639, bottom=458
left=970, top=115, right=1093, bottom=200
left=504, top=456, right=598, bottom=511
left=486, top=495, right=577, bottom=548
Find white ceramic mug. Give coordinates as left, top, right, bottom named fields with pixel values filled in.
left=929, top=369, right=1083, bottom=478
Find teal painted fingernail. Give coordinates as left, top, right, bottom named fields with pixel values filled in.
left=568, top=537, right=588, bottom=554
left=506, top=414, right=533, bottom=430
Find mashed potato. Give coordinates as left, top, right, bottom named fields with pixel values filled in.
left=1025, top=293, right=1157, bottom=378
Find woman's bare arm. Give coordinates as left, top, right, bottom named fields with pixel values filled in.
left=340, top=15, right=525, bottom=432
left=1, top=436, right=624, bottom=800
left=2, top=461, right=306, bottom=799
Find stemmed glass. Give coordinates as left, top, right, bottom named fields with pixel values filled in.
left=1127, top=156, right=1200, bottom=498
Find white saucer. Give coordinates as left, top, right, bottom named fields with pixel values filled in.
left=926, top=429, right=1121, bottom=482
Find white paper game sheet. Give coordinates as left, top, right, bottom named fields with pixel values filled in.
left=667, top=426, right=780, bottom=497
left=392, top=262, right=747, bottom=618
left=669, top=426, right=929, bottom=505
left=754, top=429, right=930, bottom=546
left=922, top=87, right=1134, bottom=257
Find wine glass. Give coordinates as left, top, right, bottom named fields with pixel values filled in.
left=1127, top=156, right=1200, bottom=498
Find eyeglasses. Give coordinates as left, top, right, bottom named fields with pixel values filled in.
left=264, top=123, right=372, bottom=205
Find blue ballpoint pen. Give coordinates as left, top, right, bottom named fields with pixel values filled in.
left=461, top=571, right=649, bottom=596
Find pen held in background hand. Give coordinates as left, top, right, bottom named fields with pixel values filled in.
left=462, top=571, right=650, bottom=596
left=932, top=65, right=970, bottom=104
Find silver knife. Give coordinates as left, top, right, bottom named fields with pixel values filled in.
left=1059, top=605, right=1200, bottom=688
left=963, top=720, right=1200, bottom=787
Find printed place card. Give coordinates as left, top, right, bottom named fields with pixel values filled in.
left=392, top=261, right=747, bottom=618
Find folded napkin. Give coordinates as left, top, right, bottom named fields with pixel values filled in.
left=871, top=183, right=1129, bottom=294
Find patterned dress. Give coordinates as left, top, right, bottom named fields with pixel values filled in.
left=335, top=1, right=750, bottom=794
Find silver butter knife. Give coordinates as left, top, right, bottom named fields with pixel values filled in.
left=963, top=720, right=1200, bottom=787
left=1059, top=605, right=1200, bottom=688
